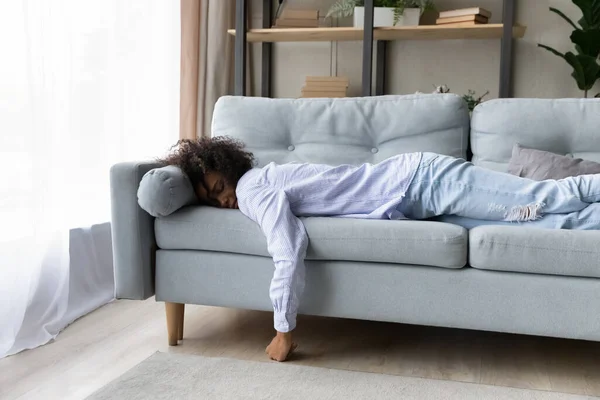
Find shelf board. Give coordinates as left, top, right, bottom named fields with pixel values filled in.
left=227, top=24, right=527, bottom=43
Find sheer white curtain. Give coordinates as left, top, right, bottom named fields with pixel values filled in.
left=0, top=0, right=180, bottom=358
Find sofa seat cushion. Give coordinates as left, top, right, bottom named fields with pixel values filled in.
left=470, top=226, right=600, bottom=279
left=155, top=206, right=468, bottom=269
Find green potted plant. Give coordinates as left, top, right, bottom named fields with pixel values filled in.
left=462, top=89, right=490, bottom=112
left=326, top=0, right=435, bottom=27
left=428, top=85, right=489, bottom=112
left=538, top=0, right=600, bottom=98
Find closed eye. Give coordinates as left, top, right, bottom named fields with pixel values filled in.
left=196, top=183, right=219, bottom=207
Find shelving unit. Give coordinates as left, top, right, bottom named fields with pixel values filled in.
left=232, top=0, right=525, bottom=98
left=227, top=24, right=526, bottom=43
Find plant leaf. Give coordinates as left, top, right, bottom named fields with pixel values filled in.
left=572, top=0, right=600, bottom=29
left=595, top=93, right=600, bottom=97
left=549, top=7, right=579, bottom=29
left=565, top=53, right=586, bottom=90
left=393, top=5, right=405, bottom=25
left=424, top=0, right=436, bottom=11
left=393, top=7, right=400, bottom=25
left=538, top=44, right=566, bottom=59
left=571, top=28, right=600, bottom=57
left=326, top=0, right=358, bottom=18
left=578, top=16, right=590, bottom=29
left=564, top=52, right=600, bottom=90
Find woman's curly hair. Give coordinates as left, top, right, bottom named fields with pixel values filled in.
left=159, top=137, right=255, bottom=187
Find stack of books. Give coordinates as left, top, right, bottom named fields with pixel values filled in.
left=436, top=7, right=491, bottom=27
left=274, top=9, right=319, bottom=28
left=300, top=76, right=349, bottom=98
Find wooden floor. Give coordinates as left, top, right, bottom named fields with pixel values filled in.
left=2, top=298, right=600, bottom=399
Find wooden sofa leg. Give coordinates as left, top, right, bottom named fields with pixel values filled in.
left=165, top=302, right=184, bottom=346
left=178, top=304, right=185, bottom=341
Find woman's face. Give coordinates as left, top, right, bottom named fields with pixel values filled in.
left=195, top=171, right=238, bottom=209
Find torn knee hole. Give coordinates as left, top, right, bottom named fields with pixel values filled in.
left=505, top=202, right=544, bottom=222
left=488, top=203, right=507, bottom=213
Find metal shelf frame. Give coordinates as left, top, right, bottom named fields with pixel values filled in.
left=234, top=0, right=517, bottom=98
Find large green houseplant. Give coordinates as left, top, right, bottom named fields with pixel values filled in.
left=327, top=0, right=435, bottom=26
left=538, top=0, right=600, bottom=98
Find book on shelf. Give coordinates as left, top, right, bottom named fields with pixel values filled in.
left=301, top=76, right=348, bottom=98
left=436, top=21, right=485, bottom=27
left=436, top=14, right=488, bottom=24
left=304, top=85, right=349, bottom=92
left=304, top=80, right=349, bottom=88
left=280, top=9, right=319, bottom=20
left=438, top=7, right=492, bottom=19
left=300, top=76, right=348, bottom=98
left=305, top=76, right=349, bottom=84
left=301, top=88, right=347, bottom=94
left=301, top=91, right=346, bottom=98
left=274, top=18, right=319, bottom=28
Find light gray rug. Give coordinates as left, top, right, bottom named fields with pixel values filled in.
left=87, top=352, right=595, bottom=400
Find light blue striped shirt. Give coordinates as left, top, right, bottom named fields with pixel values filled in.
left=236, top=152, right=422, bottom=332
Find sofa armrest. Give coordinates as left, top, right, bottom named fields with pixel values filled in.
left=110, top=161, right=160, bottom=300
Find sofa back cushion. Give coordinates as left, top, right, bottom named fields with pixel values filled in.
left=211, top=94, right=469, bottom=167
left=471, top=98, right=600, bottom=172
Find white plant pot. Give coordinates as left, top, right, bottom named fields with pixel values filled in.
left=353, top=6, right=421, bottom=27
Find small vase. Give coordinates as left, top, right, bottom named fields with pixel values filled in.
left=353, top=6, right=421, bottom=27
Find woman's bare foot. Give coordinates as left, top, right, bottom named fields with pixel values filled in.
left=266, top=331, right=297, bottom=362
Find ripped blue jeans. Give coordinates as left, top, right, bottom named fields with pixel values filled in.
left=397, top=153, right=600, bottom=229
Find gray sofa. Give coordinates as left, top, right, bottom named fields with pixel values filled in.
left=110, top=94, right=600, bottom=346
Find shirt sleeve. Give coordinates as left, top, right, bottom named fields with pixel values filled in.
left=243, top=185, right=308, bottom=333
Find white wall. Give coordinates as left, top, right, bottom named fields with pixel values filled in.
left=248, top=0, right=600, bottom=99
